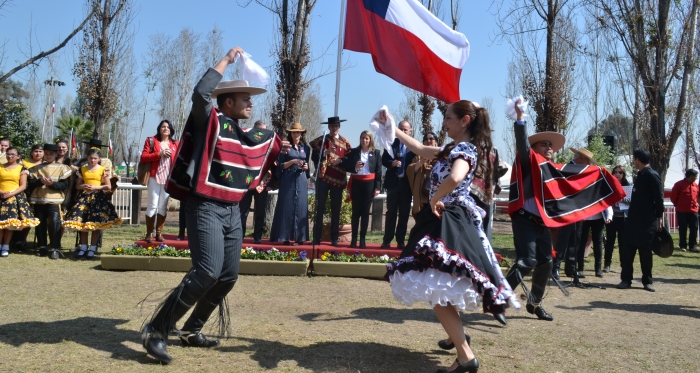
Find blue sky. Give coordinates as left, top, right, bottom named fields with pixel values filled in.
left=1, top=1, right=518, bottom=159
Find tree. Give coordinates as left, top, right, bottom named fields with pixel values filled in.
left=0, top=101, right=41, bottom=157
left=494, top=0, right=581, bottom=134
left=72, top=0, right=134, bottom=139
left=247, top=0, right=318, bottom=137
left=0, top=5, right=98, bottom=84
left=598, top=0, right=700, bottom=182
left=56, top=116, right=93, bottom=144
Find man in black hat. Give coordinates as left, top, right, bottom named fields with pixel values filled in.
left=310, top=117, right=352, bottom=246
left=618, top=149, right=663, bottom=292
left=27, top=144, right=73, bottom=259
left=381, top=120, right=414, bottom=249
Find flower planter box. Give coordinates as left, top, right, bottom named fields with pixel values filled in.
left=100, top=255, right=309, bottom=276
left=100, top=255, right=192, bottom=272
left=312, top=261, right=387, bottom=279
left=239, top=259, right=309, bottom=276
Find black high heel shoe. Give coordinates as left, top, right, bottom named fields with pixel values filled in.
left=437, top=333, right=471, bottom=350
left=437, top=357, right=479, bottom=373
left=493, top=313, right=507, bottom=325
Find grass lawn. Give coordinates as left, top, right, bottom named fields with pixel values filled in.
left=0, top=226, right=698, bottom=372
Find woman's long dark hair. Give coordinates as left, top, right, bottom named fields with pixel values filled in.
left=436, top=100, right=493, bottom=201
left=155, top=120, right=176, bottom=142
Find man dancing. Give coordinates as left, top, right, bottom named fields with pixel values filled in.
left=141, top=47, right=284, bottom=364
left=507, top=101, right=624, bottom=321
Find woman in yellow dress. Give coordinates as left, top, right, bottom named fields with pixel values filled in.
left=22, top=144, right=44, bottom=169
left=0, top=147, right=40, bottom=257
left=62, top=149, right=122, bottom=259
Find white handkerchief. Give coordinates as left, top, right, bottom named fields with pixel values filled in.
left=505, top=95, right=529, bottom=121
left=235, top=52, right=270, bottom=86
left=369, top=105, right=396, bottom=158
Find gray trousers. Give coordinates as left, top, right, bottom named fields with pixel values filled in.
left=186, top=194, right=242, bottom=282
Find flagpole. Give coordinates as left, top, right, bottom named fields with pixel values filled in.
left=333, top=0, right=347, bottom=117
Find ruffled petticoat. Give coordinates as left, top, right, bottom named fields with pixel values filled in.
left=389, top=268, right=481, bottom=311
left=386, top=204, right=519, bottom=314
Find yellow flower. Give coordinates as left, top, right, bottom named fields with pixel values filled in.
left=321, top=255, right=327, bottom=261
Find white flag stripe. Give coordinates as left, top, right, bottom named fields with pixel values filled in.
left=385, top=0, right=469, bottom=68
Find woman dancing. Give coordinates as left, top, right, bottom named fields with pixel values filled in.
left=382, top=101, right=517, bottom=373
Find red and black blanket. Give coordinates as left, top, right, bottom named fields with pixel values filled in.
left=166, top=108, right=281, bottom=203
left=508, top=150, right=625, bottom=227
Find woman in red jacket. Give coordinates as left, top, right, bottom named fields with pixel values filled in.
left=140, top=120, right=178, bottom=242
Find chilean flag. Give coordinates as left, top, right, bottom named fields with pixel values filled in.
left=70, top=128, right=77, bottom=156
left=108, top=133, right=113, bottom=156
left=344, top=0, right=470, bottom=103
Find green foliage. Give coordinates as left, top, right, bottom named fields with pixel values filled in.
left=56, top=116, right=94, bottom=143
left=110, top=244, right=190, bottom=257
left=0, top=78, right=29, bottom=102
left=587, top=134, right=615, bottom=168
left=241, top=247, right=307, bottom=261
left=0, top=101, right=41, bottom=158
left=308, top=190, right=352, bottom=226
left=318, top=251, right=396, bottom=263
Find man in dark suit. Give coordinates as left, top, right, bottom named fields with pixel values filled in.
left=381, top=120, right=414, bottom=249
left=618, top=149, right=664, bottom=292
left=240, top=120, right=270, bottom=244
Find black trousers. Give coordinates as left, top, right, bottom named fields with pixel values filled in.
left=578, top=219, right=605, bottom=271
left=620, top=244, right=653, bottom=285
left=677, top=212, right=698, bottom=249
left=383, top=177, right=412, bottom=245
left=239, top=189, right=269, bottom=241
left=511, top=212, right=553, bottom=266
left=350, top=179, right=374, bottom=242
left=178, top=203, right=186, bottom=232
left=313, top=179, right=343, bottom=243
left=34, top=204, right=62, bottom=249
left=553, top=221, right=581, bottom=270
left=604, top=215, right=625, bottom=266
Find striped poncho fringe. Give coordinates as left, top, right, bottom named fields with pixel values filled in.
left=508, top=150, right=625, bottom=228
left=166, top=108, right=281, bottom=203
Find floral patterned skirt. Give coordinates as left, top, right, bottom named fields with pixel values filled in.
left=0, top=193, right=40, bottom=230
left=63, top=191, right=122, bottom=231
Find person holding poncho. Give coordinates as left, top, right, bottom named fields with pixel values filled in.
left=505, top=98, right=625, bottom=321
left=383, top=101, right=517, bottom=373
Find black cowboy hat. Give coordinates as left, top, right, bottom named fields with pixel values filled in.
left=43, top=143, right=59, bottom=151
left=321, top=116, right=347, bottom=124
left=83, top=138, right=108, bottom=148
left=651, top=227, right=674, bottom=258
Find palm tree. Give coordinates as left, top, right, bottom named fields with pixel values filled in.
left=56, top=116, right=93, bottom=144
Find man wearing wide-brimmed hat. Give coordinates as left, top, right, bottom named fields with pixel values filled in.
left=570, top=147, right=597, bottom=165
left=309, top=116, right=352, bottom=246
left=506, top=101, right=624, bottom=323
left=142, top=47, right=285, bottom=364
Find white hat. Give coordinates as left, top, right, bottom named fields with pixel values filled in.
left=211, top=80, right=266, bottom=98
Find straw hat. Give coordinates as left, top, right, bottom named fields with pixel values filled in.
left=211, top=80, right=266, bottom=98
left=287, top=122, right=306, bottom=133
left=528, top=132, right=566, bottom=153
left=570, top=147, right=597, bottom=165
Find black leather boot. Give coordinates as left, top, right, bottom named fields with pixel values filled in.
left=595, top=262, right=603, bottom=277
left=180, top=280, right=236, bottom=347
left=143, top=269, right=218, bottom=362
left=551, top=260, right=561, bottom=280
left=359, top=237, right=366, bottom=248
left=528, top=261, right=554, bottom=321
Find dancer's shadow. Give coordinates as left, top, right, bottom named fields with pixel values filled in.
left=298, top=307, right=500, bottom=330
left=654, top=277, right=700, bottom=285
left=220, top=337, right=443, bottom=372
left=666, top=263, right=700, bottom=270
left=558, top=301, right=700, bottom=319
left=0, top=317, right=151, bottom=362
